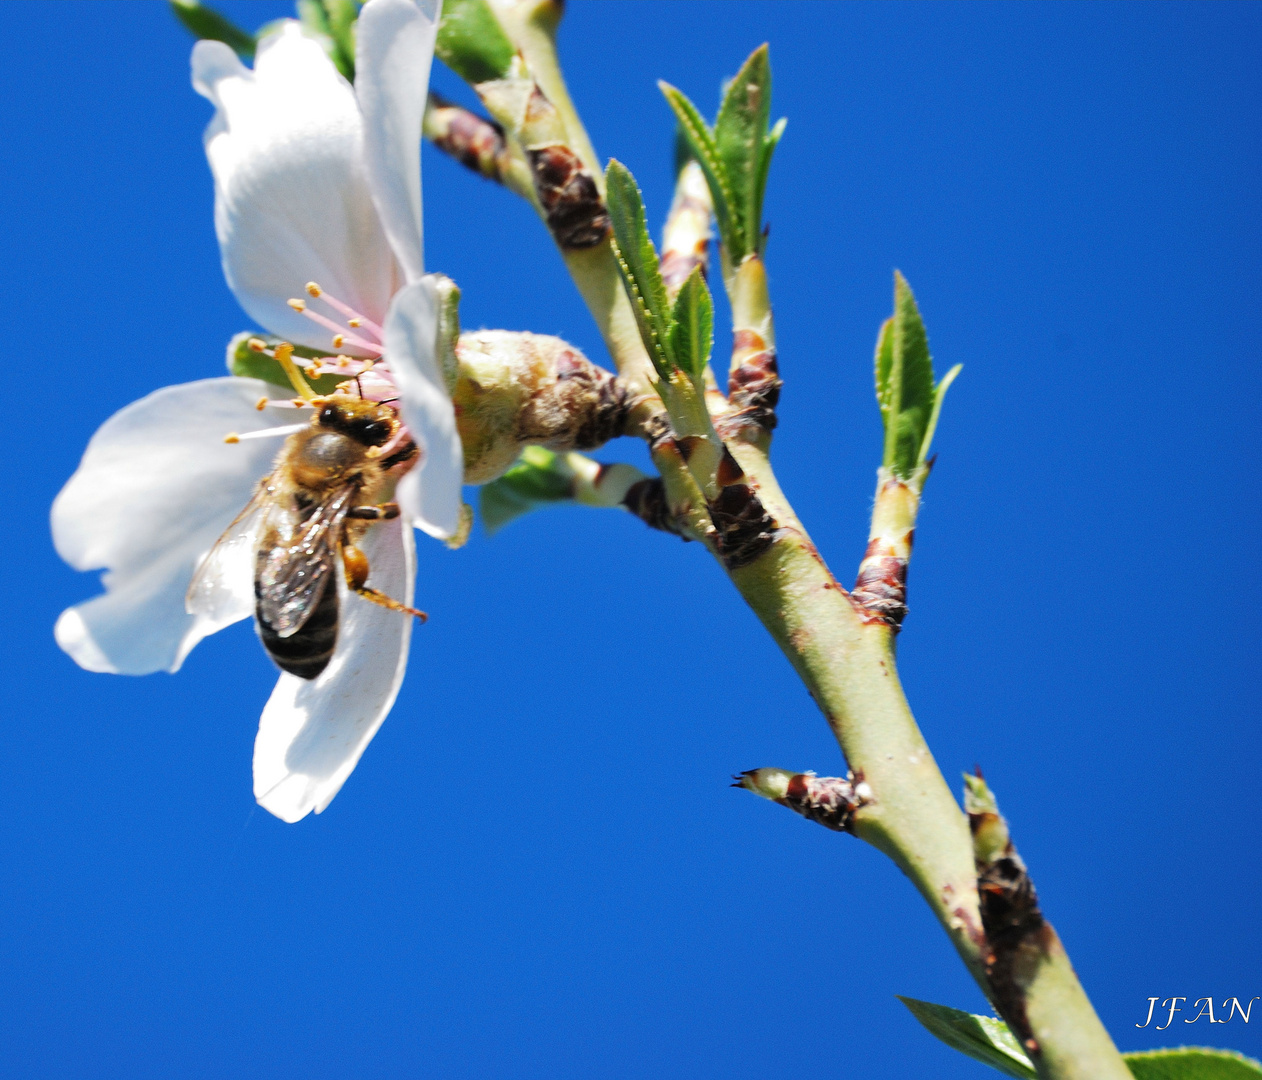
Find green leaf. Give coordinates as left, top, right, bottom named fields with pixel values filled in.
left=226, top=332, right=345, bottom=396
left=672, top=125, right=694, bottom=179
left=713, top=44, right=771, bottom=260
left=668, top=267, right=713, bottom=384
left=605, top=159, right=674, bottom=378
left=754, top=116, right=786, bottom=255
left=902, top=995, right=1262, bottom=1080
left=664, top=47, right=784, bottom=262
left=659, top=81, right=736, bottom=258
left=877, top=271, right=937, bottom=479
left=294, top=0, right=356, bottom=79
left=920, top=362, right=962, bottom=465
left=436, top=0, right=516, bottom=84
left=169, top=0, right=256, bottom=59
left=324, top=0, right=361, bottom=79
left=874, top=314, right=895, bottom=423
left=1123, top=1048, right=1262, bottom=1080
left=898, top=997, right=1037, bottom=1079
left=479, top=447, right=576, bottom=535
left=295, top=1, right=332, bottom=38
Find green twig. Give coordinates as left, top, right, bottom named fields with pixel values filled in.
left=435, top=13, right=1129, bottom=1077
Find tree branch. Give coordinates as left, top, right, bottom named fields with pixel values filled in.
left=435, top=11, right=1130, bottom=1077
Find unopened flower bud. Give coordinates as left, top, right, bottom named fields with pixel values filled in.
left=453, top=331, right=634, bottom=485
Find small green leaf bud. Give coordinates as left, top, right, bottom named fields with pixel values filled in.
left=964, top=772, right=1012, bottom=867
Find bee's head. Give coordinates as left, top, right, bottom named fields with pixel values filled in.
left=316, top=398, right=394, bottom=447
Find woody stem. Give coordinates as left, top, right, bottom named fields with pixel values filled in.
left=727, top=494, right=989, bottom=987
left=464, top=10, right=1128, bottom=1078
left=481, top=0, right=983, bottom=972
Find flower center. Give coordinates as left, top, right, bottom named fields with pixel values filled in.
left=222, top=283, right=416, bottom=464
left=243, top=282, right=403, bottom=410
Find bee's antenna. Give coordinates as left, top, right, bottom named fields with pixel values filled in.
left=378, top=397, right=399, bottom=405
left=354, top=374, right=364, bottom=399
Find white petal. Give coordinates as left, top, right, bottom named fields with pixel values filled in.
left=385, top=278, right=462, bottom=539
left=52, top=378, right=295, bottom=674
left=56, top=542, right=226, bottom=676
left=192, top=25, right=401, bottom=349
left=253, top=515, right=416, bottom=822
left=355, top=0, right=440, bottom=283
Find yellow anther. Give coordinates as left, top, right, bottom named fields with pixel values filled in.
left=224, top=432, right=240, bottom=444
left=348, top=318, right=361, bottom=327
left=255, top=397, right=268, bottom=411
left=336, top=356, right=350, bottom=369
left=362, top=358, right=375, bottom=371
left=287, top=298, right=307, bottom=312
left=274, top=342, right=316, bottom=401
left=332, top=334, right=345, bottom=348
left=292, top=398, right=308, bottom=408
left=305, top=282, right=322, bottom=297
left=248, top=337, right=268, bottom=352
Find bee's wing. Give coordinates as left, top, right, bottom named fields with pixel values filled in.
left=256, top=483, right=357, bottom=638
left=185, top=480, right=272, bottom=628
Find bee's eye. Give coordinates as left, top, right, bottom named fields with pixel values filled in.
left=349, top=418, right=392, bottom=446
left=318, top=404, right=346, bottom=427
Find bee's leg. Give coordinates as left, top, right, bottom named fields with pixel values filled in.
left=379, top=443, right=418, bottom=471
left=346, top=502, right=400, bottom=521
left=341, top=544, right=428, bottom=622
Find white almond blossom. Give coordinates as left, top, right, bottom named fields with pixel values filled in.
left=51, top=0, right=459, bottom=823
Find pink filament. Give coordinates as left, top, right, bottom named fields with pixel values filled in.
left=312, top=290, right=385, bottom=341
left=297, top=306, right=384, bottom=355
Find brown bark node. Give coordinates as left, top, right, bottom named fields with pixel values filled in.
left=527, top=143, right=610, bottom=250
left=970, top=810, right=1048, bottom=1057
left=553, top=349, right=634, bottom=449
left=709, top=483, right=779, bottom=570
left=721, top=330, right=782, bottom=436
left=659, top=185, right=711, bottom=293
left=426, top=93, right=508, bottom=182
left=782, top=772, right=866, bottom=833
left=716, top=447, right=745, bottom=487
left=851, top=535, right=911, bottom=630
left=674, top=434, right=705, bottom=463
left=659, top=249, right=706, bottom=295
left=622, top=477, right=690, bottom=540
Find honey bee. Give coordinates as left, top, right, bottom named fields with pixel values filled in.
left=188, top=395, right=424, bottom=680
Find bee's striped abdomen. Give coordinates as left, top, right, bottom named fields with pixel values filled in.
left=255, top=580, right=339, bottom=680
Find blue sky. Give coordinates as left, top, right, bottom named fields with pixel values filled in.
left=3, top=2, right=1260, bottom=1076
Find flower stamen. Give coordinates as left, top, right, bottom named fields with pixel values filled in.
left=274, top=342, right=316, bottom=401
left=303, top=282, right=385, bottom=340
left=286, top=300, right=384, bottom=355
left=224, top=423, right=309, bottom=443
